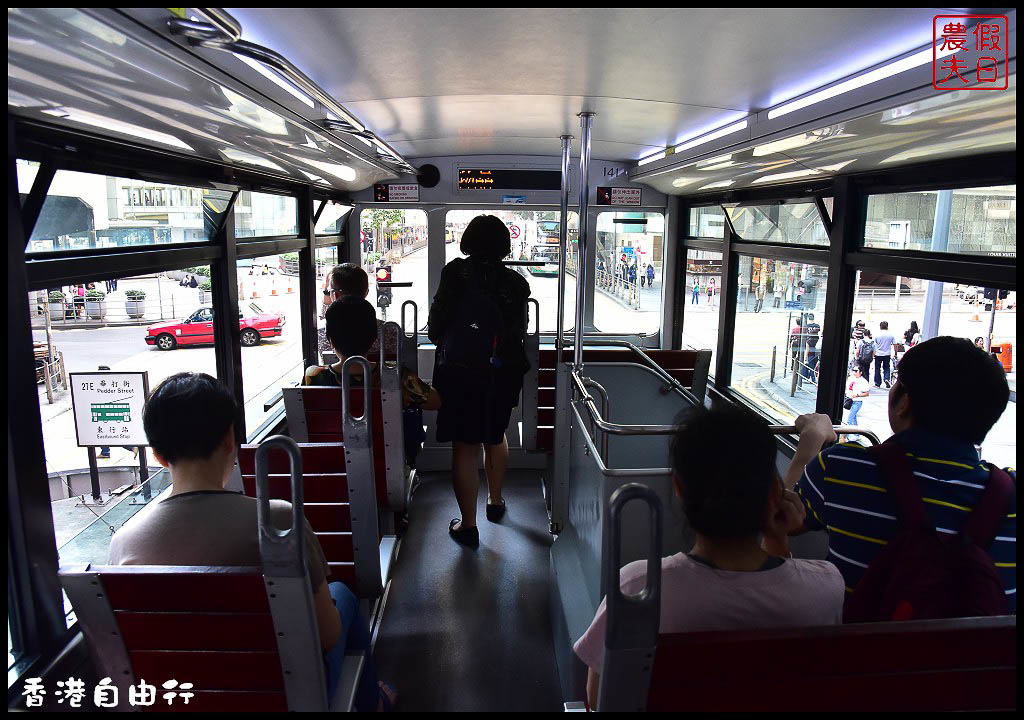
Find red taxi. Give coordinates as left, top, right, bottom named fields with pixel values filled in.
left=145, top=304, right=285, bottom=350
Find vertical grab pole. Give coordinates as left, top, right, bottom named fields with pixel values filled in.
left=556, top=133, right=573, bottom=357
left=574, top=113, right=595, bottom=372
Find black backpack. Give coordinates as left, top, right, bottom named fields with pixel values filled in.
left=437, top=271, right=504, bottom=372
left=858, top=339, right=875, bottom=362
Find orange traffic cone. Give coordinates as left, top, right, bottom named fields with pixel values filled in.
left=271, top=277, right=278, bottom=296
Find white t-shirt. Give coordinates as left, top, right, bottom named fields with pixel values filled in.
left=573, top=553, right=844, bottom=672
left=846, top=375, right=870, bottom=399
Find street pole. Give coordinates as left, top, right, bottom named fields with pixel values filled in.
left=986, top=299, right=997, bottom=353
left=922, top=190, right=953, bottom=340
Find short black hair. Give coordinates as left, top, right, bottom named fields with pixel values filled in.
left=325, top=296, right=378, bottom=357
left=144, top=373, right=238, bottom=464
left=880, top=321, right=889, bottom=329
left=894, top=336, right=1009, bottom=444
left=329, top=263, right=369, bottom=298
left=671, top=405, right=777, bottom=540
left=460, top=215, right=511, bottom=260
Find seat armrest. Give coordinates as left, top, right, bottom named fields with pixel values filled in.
left=564, top=701, right=588, bottom=712
left=329, top=651, right=366, bottom=712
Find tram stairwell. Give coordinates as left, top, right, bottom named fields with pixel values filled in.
left=373, top=469, right=563, bottom=712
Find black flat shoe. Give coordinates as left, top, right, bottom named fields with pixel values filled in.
left=449, top=518, right=479, bottom=547
left=486, top=499, right=506, bottom=522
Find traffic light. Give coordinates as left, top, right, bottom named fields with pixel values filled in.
left=983, top=287, right=997, bottom=301
left=375, top=265, right=392, bottom=309
left=998, top=289, right=1009, bottom=300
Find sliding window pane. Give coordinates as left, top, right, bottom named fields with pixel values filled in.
left=316, top=202, right=353, bottom=235
left=726, top=202, right=829, bottom=246
left=235, top=191, right=298, bottom=238
left=682, top=249, right=722, bottom=371
left=18, top=161, right=230, bottom=254
left=864, top=185, right=1015, bottom=258
left=729, top=256, right=829, bottom=422
left=688, top=206, right=727, bottom=239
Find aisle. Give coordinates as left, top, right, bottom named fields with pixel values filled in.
left=373, top=470, right=562, bottom=712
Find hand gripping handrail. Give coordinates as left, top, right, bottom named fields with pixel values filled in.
left=599, top=484, right=662, bottom=712
left=255, top=435, right=305, bottom=578
left=768, top=424, right=882, bottom=446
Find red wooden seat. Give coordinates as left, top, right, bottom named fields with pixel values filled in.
left=238, top=442, right=382, bottom=597
left=643, top=617, right=1016, bottom=712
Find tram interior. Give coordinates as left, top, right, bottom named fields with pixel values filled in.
left=7, top=8, right=1017, bottom=713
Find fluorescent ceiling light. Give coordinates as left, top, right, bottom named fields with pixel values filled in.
left=751, top=168, right=821, bottom=184
left=698, top=180, right=735, bottom=190
left=220, top=147, right=286, bottom=172
left=285, top=154, right=357, bottom=182
left=638, top=151, right=666, bottom=166
left=768, top=45, right=958, bottom=120
left=752, top=133, right=835, bottom=157
left=671, top=176, right=702, bottom=189
left=675, top=120, right=748, bottom=154
left=235, top=53, right=314, bottom=108
left=42, top=108, right=193, bottom=151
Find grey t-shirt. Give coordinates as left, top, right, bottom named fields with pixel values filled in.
left=874, top=331, right=895, bottom=356
left=108, top=490, right=329, bottom=592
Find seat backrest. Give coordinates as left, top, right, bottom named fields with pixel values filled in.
left=237, top=442, right=382, bottom=598
left=63, top=565, right=294, bottom=711
left=645, top=618, right=1017, bottom=712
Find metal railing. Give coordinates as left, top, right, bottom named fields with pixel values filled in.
left=563, top=338, right=700, bottom=406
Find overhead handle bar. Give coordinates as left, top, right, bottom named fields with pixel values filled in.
left=255, top=435, right=306, bottom=578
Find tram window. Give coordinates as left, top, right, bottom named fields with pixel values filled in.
left=17, top=161, right=231, bottom=254
left=361, top=209, right=429, bottom=328
left=726, top=202, right=829, bottom=246
left=315, top=202, right=353, bottom=235
left=593, top=212, right=664, bottom=335
left=444, top=210, right=579, bottom=333
left=729, top=256, right=829, bottom=423
left=682, top=249, right=722, bottom=371
left=234, top=190, right=299, bottom=238
left=845, top=271, right=1015, bottom=467
left=237, top=254, right=303, bottom=431
left=27, top=272, right=208, bottom=596
left=864, top=185, right=1016, bottom=258
left=688, top=206, right=727, bottom=239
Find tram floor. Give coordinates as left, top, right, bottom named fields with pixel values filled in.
left=372, top=468, right=563, bottom=712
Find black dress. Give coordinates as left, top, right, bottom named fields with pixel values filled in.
left=428, top=256, right=531, bottom=445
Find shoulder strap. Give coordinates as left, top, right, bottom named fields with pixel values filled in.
left=960, top=466, right=1015, bottom=547
left=869, top=440, right=930, bottom=531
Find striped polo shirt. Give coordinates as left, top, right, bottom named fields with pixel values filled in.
left=796, top=428, right=1016, bottom=613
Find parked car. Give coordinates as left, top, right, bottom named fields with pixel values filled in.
left=145, top=304, right=285, bottom=350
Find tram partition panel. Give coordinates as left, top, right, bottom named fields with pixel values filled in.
left=550, top=360, right=698, bottom=704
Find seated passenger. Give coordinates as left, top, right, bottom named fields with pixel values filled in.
left=318, top=264, right=400, bottom=357
left=575, top=405, right=844, bottom=709
left=787, top=336, right=1016, bottom=617
left=306, top=296, right=440, bottom=412
left=108, top=373, right=394, bottom=711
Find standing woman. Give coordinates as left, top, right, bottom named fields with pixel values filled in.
left=428, top=216, right=531, bottom=547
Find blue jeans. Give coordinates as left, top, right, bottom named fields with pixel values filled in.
left=692, top=290, right=699, bottom=304
left=324, top=582, right=379, bottom=711
left=846, top=400, right=863, bottom=426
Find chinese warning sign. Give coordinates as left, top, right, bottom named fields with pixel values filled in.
left=596, top=187, right=642, bottom=206
left=933, top=15, right=1008, bottom=90
left=373, top=183, right=420, bottom=202
left=70, top=372, right=150, bottom=447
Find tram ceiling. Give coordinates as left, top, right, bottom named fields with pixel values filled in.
left=7, top=8, right=401, bottom=193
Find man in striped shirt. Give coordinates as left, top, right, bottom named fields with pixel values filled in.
left=785, top=337, right=1015, bottom=611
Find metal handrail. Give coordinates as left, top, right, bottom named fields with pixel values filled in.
left=556, top=133, right=573, bottom=353
left=255, top=435, right=305, bottom=578
left=563, top=338, right=701, bottom=406
left=581, top=378, right=610, bottom=462
left=573, top=368, right=882, bottom=444
left=166, top=15, right=416, bottom=175
left=401, top=300, right=418, bottom=339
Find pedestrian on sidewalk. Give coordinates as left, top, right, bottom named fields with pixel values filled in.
left=843, top=365, right=870, bottom=427
left=856, top=329, right=875, bottom=380
left=647, top=263, right=655, bottom=288
left=773, top=282, right=783, bottom=308
left=873, top=320, right=895, bottom=388
left=754, top=284, right=766, bottom=313
left=707, top=278, right=715, bottom=307
left=692, top=279, right=701, bottom=305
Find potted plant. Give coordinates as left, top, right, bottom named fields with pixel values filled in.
left=199, top=280, right=212, bottom=304
left=125, top=289, right=146, bottom=319
left=85, top=289, right=107, bottom=320
left=47, top=290, right=66, bottom=318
